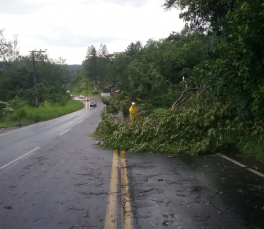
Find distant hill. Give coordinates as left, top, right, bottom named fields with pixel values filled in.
left=67, top=64, right=82, bottom=72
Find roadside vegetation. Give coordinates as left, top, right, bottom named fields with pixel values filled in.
left=96, top=91, right=264, bottom=160
left=0, top=99, right=84, bottom=128
left=94, top=0, right=264, bottom=160
left=0, top=31, right=84, bottom=127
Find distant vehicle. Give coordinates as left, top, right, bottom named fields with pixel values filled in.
left=79, top=95, right=84, bottom=99
left=90, top=100, right=97, bottom=107
left=85, top=97, right=90, bottom=101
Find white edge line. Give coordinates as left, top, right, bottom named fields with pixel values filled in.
left=0, top=147, right=40, bottom=170
left=217, top=153, right=247, bottom=167
left=246, top=168, right=264, bottom=178
left=217, top=153, right=264, bottom=178
left=78, top=120, right=83, bottom=124
left=59, top=129, right=71, bottom=136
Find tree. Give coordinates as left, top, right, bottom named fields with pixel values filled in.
left=98, top=44, right=109, bottom=59
left=0, top=29, right=12, bottom=61
left=163, top=0, right=236, bottom=35
left=206, top=0, right=264, bottom=119
left=85, top=45, right=97, bottom=80
left=108, top=53, right=130, bottom=90
left=0, top=52, right=70, bottom=106
left=125, top=41, right=142, bottom=56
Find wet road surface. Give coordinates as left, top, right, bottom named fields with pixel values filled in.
left=0, top=101, right=112, bottom=228
left=126, top=153, right=264, bottom=229
left=1, top=100, right=264, bottom=229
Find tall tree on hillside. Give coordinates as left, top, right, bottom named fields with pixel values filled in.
left=96, top=56, right=107, bottom=85
left=110, top=53, right=130, bottom=90
left=98, top=44, right=110, bottom=83
left=85, top=45, right=97, bottom=80
left=163, top=0, right=236, bottom=35
left=55, top=57, right=72, bottom=85
left=0, top=29, right=12, bottom=61
left=98, top=44, right=109, bottom=58
left=11, top=35, right=19, bottom=61
left=125, top=41, right=142, bottom=56
left=86, top=45, right=97, bottom=58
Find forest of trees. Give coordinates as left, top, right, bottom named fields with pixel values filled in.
left=89, top=0, right=263, bottom=159
left=74, top=0, right=263, bottom=121
left=0, top=29, right=78, bottom=125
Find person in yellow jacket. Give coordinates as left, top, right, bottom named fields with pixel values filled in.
left=129, top=102, right=136, bottom=124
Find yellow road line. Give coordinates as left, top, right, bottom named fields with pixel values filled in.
left=104, top=150, right=119, bottom=229
left=120, top=150, right=133, bottom=229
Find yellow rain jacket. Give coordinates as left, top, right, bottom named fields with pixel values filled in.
left=129, top=106, right=136, bottom=124
left=129, top=106, right=136, bottom=117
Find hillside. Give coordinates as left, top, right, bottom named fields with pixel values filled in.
left=67, top=64, right=82, bottom=72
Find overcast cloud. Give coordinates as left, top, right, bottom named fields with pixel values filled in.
left=0, top=0, right=46, bottom=14
left=101, top=0, right=150, bottom=7
left=1, top=0, right=184, bottom=64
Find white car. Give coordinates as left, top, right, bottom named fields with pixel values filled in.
left=79, top=95, right=84, bottom=99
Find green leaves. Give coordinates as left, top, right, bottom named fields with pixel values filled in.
left=205, top=0, right=264, bottom=120
left=163, top=0, right=236, bottom=34
left=96, top=90, right=248, bottom=156
left=0, top=29, right=13, bottom=61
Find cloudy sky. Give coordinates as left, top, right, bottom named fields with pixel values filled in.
left=1, top=0, right=184, bottom=64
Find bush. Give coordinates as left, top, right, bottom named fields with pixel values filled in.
left=10, top=108, right=27, bottom=122
left=137, top=103, right=154, bottom=117
left=58, top=95, right=69, bottom=107
left=120, top=99, right=131, bottom=117
left=40, top=101, right=51, bottom=108
left=8, top=96, right=27, bottom=110
left=101, top=96, right=121, bottom=115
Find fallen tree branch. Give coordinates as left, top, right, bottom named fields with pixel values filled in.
left=171, top=87, right=200, bottom=110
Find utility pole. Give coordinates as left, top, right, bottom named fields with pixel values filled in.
left=86, top=73, right=89, bottom=96
left=29, top=49, right=46, bottom=107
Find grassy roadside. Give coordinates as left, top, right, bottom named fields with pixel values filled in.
left=0, top=100, right=84, bottom=128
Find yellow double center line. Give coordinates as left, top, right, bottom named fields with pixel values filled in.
left=104, top=150, right=133, bottom=229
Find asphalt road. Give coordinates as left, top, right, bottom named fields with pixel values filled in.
left=1, top=100, right=264, bottom=229
left=0, top=100, right=113, bottom=229
left=127, top=153, right=264, bottom=229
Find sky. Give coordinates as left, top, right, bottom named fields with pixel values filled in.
left=1, top=0, right=184, bottom=65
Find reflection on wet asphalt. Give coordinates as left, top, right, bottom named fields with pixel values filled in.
left=126, top=153, right=264, bottom=229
